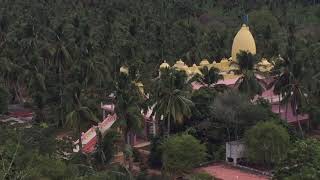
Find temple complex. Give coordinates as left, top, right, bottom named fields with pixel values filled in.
left=160, top=23, right=273, bottom=88
left=77, top=23, right=308, bottom=154
left=158, top=23, right=307, bottom=124
left=157, top=23, right=308, bottom=135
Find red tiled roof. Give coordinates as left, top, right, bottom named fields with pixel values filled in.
left=83, top=136, right=97, bottom=153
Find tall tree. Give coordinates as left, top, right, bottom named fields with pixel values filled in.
left=152, top=68, right=194, bottom=135
left=66, top=98, right=98, bottom=153
left=234, top=51, right=264, bottom=98
left=197, top=66, right=223, bottom=87
left=114, top=68, right=144, bottom=169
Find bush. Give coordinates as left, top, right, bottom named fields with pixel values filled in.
left=26, top=155, right=70, bottom=180
left=271, top=117, right=299, bottom=142
left=244, top=121, right=290, bottom=166
left=82, top=165, right=133, bottom=180
left=274, top=139, right=320, bottom=180
left=161, top=134, right=207, bottom=176
left=211, top=143, right=225, bottom=161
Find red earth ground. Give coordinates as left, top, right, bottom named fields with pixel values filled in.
left=198, top=164, right=270, bottom=180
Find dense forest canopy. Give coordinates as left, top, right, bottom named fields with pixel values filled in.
left=1, top=0, right=320, bottom=179
left=0, top=0, right=319, bottom=126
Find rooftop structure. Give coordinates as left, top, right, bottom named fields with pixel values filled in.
left=159, top=24, right=273, bottom=81
left=231, top=24, right=256, bottom=62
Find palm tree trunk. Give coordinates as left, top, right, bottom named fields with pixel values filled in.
left=78, top=124, right=83, bottom=153
left=167, top=115, right=171, bottom=136
left=296, top=114, right=304, bottom=138
left=235, top=118, right=239, bottom=140
left=278, top=94, right=281, bottom=114
left=123, top=129, right=133, bottom=171
left=128, top=131, right=133, bottom=171
left=58, top=60, right=63, bottom=127
left=128, top=154, right=133, bottom=171
left=227, top=127, right=231, bottom=142
left=285, top=103, right=288, bottom=121
left=123, top=130, right=127, bottom=166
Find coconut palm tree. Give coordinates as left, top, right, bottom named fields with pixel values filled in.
left=236, top=50, right=258, bottom=72
left=269, top=56, right=307, bottom=137
left=114, top=69, right=144, bottom=169
left=0, top=57, right=24, bottom=103
left=283, top=82, right=307, bottom=137
left=197, top=66, right=223, bottom=87
left=115, top=70, right=144, bottom=144
left=66, top=98, right=99, bottom=153
left=268, top=66, right=292, bottom=116
left=152, top=68, right=194, bottom=135
left=282, top=60, right=308, bottom=137
left=46, top=22, right=73, bottom=127
left=93, top=129, right=121, bottom=168
left=234, top=51, right=265, bottom=98
left=236, top=70, right=264, bottom=98
left=27, top=71, right=47, bottom=122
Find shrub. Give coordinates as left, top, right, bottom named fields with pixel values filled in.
left=270, top=117, right=299, bottom=142
left=244, top=121, right=290, bottom=166
left=188, top=172, right=215, bottom=180
left=274, top=139, right=320, bottom=179
left=26, top=155, right=70, bottom=180
left=83, top=165, right=133, bottom=180
left=161, top=134, right=207, bottom=176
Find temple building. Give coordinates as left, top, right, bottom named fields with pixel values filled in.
left=159, top=23, right=308, bottom=125
left=160, top=23, right=273, bottom=88
left=76, top=24, right=308, bottom=153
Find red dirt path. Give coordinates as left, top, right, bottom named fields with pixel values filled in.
left=198, top=164, right=270, bottom=180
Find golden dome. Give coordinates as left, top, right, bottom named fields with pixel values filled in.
left=220, top=58, right=229, bottom=63
left=200, top=59, right=210, bottom=66
left=135, top=82, right=144, bottom=87
left=174, top=59, right=185, bottom=68
left=160, top=60, right=170, bottom=69
left=257, top=58, right=273, bottom=72
left=259, top=58, right=271, bottom=66
left=212, top=58, right=231, bottom=72
left=120, top=66, right=129, bottom=74
left=220, top=58, right=230, bottom=66
left=231, top=24, right=256, bottom=62
left=191, top=64, right=197, bottom=68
